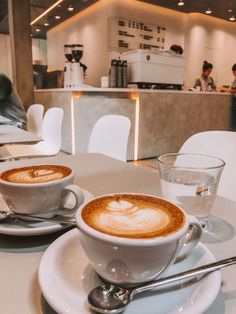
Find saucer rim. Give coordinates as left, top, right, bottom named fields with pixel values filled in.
left=0, top=189, right=94, bottom=236
left=38, top=228, right=221, bottom=314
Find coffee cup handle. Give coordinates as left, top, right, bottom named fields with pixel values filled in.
left=60, top=184, right=85, bottom=214
left=177, top=215, right=202, bottom=261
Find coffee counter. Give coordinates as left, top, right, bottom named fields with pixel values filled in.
left=34, top=88, right=234, bottom=160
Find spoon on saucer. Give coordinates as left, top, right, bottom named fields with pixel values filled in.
left=0, top=210, right=76, bottom=226
left=88, top=256, right=236, bottom=314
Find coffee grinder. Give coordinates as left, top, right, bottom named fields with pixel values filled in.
left=64, top=44, right=73, bottom=88
left=71, top=44, right=85, bottom=87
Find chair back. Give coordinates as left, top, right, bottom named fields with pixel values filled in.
left=179, top=131, right=236, bottom=201
left=88, top=115, right=131, bottom=161
left=39, top=107, right=64, bottom=154
left=27, top=104, right=44, bottom=136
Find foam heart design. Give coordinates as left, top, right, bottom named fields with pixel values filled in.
left=97, top=201, right=170, bottom=235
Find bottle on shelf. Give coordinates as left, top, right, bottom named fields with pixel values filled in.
left=117, top=59, right=123, bottom=88
left=109, top=59, right=118, bottom=88
left=122, top=60, right=128, bottom=88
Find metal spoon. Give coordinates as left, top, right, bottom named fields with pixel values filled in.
left=0, top=210, right=76, bottom=226
left=88, top=256, right=236, bottom=314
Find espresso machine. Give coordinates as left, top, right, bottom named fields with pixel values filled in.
left=64, top=44, right=87, bottom=88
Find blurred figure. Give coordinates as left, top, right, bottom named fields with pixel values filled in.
left=0, top=73, right=27, bottom=129
left=219, top=64, right=236, bottom=94
left=229, top=63, right=236, bottom=94
left=170, top=44, right=183, bottom=55
left=194, top=61, right=216, bottom=92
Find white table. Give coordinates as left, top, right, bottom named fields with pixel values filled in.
left=0, top=125, right=41, bottom=145
left=0, top=153, right=235, bottom=314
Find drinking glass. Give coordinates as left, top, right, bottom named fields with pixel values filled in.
left=157, top=153, right=225, bottom=237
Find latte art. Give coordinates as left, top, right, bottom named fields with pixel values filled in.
left=82, top=194, right=185, bottom=238
left=0, top=165, right=71, bottom=184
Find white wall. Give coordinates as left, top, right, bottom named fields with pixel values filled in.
left=0, top=35, right=47, bottom=80
left=37, top=0, right=236, bottom=88
left=47, top=0, right=187, bottom=87
left=32, top=38, right=47, bottom=65
left=185, top=13, right=236, bottom=88
left=47, top=0, right=116, bottom=86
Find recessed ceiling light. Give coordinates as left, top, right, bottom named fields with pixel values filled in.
left=55, top=15, right=61, bottom=19
left=31, top=0, right=65, bottom=26
left=178, top=1, right=184, bottom=6
left=44, top=21, right=50, bottom=26
left=228, top=9, right=233, bottom=13
left=36, top=28, right=41, bottom=32
left=205, top=8, right=212, bottom=14
left=68, top=4, right=74, bottom=11
left=229, top=15, right=236, bottom=21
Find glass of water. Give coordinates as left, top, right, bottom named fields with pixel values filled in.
left=157, top=153, right=225, bottom=235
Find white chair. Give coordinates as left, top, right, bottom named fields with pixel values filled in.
left=88, top=115, right=131, bottom=161
left=179, top=131, right=236, bottom=201
left=2, top=107, right=64, bottom=160
left=26, top=104, right=44, bottom=136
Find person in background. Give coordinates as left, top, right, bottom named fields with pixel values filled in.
left=170, top=44, right=183, bottom=55
left=229, top=63, right=236, bottom=94
left=0, top=73, right=27, bottom=129
left=194, top=61, right=216, bottom=92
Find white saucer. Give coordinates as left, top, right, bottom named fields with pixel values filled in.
left=39, top=229, right=221, bottom=314
left=0, top=189, right=94, bottom=236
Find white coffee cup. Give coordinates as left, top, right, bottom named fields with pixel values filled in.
left=0, top=164, right=84, bottom=216
left=76, top=193, right=202, bottom=286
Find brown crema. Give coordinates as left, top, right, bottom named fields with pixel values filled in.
left=0, top=165, right=71, bottom=184
left=82, top=194, right=186, bottom=239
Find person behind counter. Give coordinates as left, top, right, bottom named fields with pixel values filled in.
left=194, top=61, right=216, bottom=92
left=0, top=73, right=27, bottom=129
left=229, top=63, right=236, bottom=94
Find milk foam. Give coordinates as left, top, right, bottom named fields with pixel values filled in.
left=93, top=200, right=170, bottom=236
left=1, top=165, right=71, bottom=184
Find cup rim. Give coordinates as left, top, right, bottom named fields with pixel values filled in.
left=0, top=164, right=74, bottom=187
left=156, top=153, right=225, bottom=170
left=76, top=193, right=189, bottom=246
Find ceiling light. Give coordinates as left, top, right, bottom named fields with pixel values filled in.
left=205, top=8, right=212, bottom=14
left=68, top=4, right=74, bottom=11
left=229, top=15, right=236, bottom=21
left=55, top=15, right=61, bottom=20
left=228, top=9, right=233, bottom=13
left=31, top=0, right=65, bottom=26
left=35, top=28, right=41, bottom=32
left=178, top=1, right=184, bottom=6
left=44, top=21, right=50, bottom=26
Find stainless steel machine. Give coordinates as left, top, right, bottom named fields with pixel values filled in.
left=123, top=49, right=186, bottom=89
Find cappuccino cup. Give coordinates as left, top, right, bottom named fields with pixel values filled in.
left=76, top=193, right=202, bottom=286
left=0, top=164, right=84, bottom=216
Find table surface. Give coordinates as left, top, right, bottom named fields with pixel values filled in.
left=0, top=125, right=41, bottom=145
left=0, top=153, right=235, bottom=314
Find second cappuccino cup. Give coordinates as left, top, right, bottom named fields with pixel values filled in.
left=76, top=193, right=202, bottom=286
left=0, top=164, right=85, bottom=216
